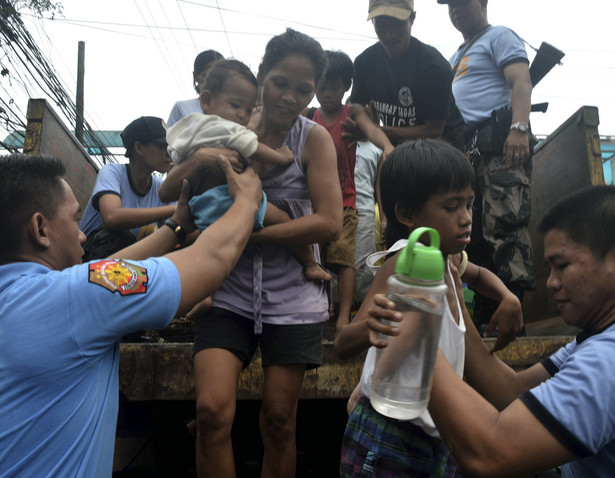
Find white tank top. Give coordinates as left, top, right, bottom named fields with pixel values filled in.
left=360, top=239, right=466, bottom=438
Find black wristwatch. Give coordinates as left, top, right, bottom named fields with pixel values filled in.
left=164, top=218, right=187, bottom=244
left=509, top=122, right=529, bottom=134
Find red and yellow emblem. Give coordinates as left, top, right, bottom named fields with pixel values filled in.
left=88, top=259, right=148, bottom=295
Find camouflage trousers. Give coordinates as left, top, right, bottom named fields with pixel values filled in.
left=467, top=153, right=536, bottom=290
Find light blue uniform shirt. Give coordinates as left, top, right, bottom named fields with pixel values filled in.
left=449, top=26, right=528, bottom=125
left=0, top=258, right=180, bottom=477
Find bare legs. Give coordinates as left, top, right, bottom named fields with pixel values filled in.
left=195, top=349, right=306, bottom=478
left=260, top=364, right=306, bottom=477
left=195, top=348, right=242, bottom=478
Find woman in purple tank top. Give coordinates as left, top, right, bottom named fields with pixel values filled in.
left=192, top=29, right=342, bottom=477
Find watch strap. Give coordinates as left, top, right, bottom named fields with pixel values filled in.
left=510, top=122, right=529, bottom=134
left=164, top=218, right=186, bottom=244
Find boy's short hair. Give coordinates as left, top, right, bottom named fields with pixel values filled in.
left=380, top=139, right=476, bottom=247
left=322, top=50, right=353, bottom=91
left=538, top=185, right=615, bottom=258
left=204, top=59, right=257, bottom=96
left=0, top=154, right=66, bottom=261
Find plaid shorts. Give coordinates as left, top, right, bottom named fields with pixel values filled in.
left=340, top=396, right=463, bottom=478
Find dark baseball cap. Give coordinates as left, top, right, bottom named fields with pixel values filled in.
left=121, top=116, right=168, bottom=157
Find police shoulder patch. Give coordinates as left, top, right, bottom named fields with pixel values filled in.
left=88, top=259, right=148, bottom=295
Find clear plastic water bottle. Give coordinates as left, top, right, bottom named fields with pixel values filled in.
left=370, top=227, right=448, bottom=420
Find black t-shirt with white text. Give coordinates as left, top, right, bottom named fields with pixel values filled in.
left=351, top=37, right=464, bottom=149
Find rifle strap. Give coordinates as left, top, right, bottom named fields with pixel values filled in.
left=451, top=24, right=492, bottom=78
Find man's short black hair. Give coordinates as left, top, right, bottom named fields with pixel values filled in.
left=204, top=59, right=257, bottom=96
left=538, top=185, right=615, bottom=258
left=0, top=154, right=66, bottom=261
left=322, top=50, right=354, bottom=91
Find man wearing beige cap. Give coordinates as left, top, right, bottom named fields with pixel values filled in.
left=349, top=0, right=464, bottom=155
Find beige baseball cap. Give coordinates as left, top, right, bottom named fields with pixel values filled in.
left=367, top=0, right=414, bottom=21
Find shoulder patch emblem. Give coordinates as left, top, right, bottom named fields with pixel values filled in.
left=89, top=259, right=148, bottom=295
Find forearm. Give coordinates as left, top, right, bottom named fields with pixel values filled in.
left=159, top=158, right=208, bottom=202
left=462, top=317, right=524, bottom=408
left=467, top=264, right=515, bottom=303
left=102, top=205, right=176, bottom=230
left=251, top=211, right=340, bottom=246
left=363, top=124, right=394, bottom=154
left=112, top=222, right=181, bottom=260
left=168, top=196, right=258, bottom=316
left=334, top=318, right=372, bottom=359
left=430, top=351, right=571, bottom=477
left=251, top=143, right=289, bottom=165
left=510, top=78, right=532, bottom=125
left=429, top=353, right=516, bottom=476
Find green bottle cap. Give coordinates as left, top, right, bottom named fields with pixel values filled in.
left=394, top=227, right=445, bottom=281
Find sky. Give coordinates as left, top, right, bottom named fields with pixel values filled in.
left=4, top=0, right=615, bottom=144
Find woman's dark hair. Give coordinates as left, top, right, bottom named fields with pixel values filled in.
left=380, top=139, right=476, bottom=248
left=204, top=59, right=257, bottom=96
left=539, top=185, right=615, bottom=259
left=193, top=50, right=224, bottom=92
left=322, top=50, right=353, bottom=91
left=0, top=154, right=66, bottom=260
left=260, top=28, right=327, bottom=84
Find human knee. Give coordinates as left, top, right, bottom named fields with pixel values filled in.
left=196, top=395, right=234, bottom=433
left=260, top=403, right=296, bottom=439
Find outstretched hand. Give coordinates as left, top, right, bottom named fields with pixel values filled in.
left=216, top=155, right=262, bottom=206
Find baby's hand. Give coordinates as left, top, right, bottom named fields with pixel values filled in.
left=276, top=145, right=294, bottom=164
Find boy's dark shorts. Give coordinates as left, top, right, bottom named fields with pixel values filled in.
left=323, top=206, right=358, bottom=271
left=194, top=307, right=324, bottom=370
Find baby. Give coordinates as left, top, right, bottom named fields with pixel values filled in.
left=162, top=59, right=329, bottom=282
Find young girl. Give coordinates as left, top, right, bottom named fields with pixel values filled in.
left=160, top=59, right=329, bottom=281
left=334, top=138, right=522, bottom=477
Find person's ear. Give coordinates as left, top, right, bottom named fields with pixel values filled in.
left=192, top=71, right=199, bottom=92
left=28, top=212, right=51, bottom=249
left=132, top=141, right=146, bottom=157
left=200, top=90, right=213, bottom=113
left=395, top=204, right=414, bottom=227
left=409, top=11, right=416, bottom=25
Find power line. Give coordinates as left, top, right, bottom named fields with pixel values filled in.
left=174, top=0, right=198, bottom=53
left=0, top=0, right=115, bottom=162
left=214, top=0, right=233, bottom=57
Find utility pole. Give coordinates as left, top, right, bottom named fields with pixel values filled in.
left=75, top=40, right=85, bottom=145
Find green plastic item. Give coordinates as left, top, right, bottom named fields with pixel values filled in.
left=394, top=227, right=445, bottom=281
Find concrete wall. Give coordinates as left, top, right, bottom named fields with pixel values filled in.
left=23, top=98, right=99, bottom=210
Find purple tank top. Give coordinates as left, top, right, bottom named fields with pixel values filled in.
left=212, top=115, right=329, bottom=332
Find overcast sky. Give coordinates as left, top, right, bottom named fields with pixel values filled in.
left=6, top=0, right=615, bottom=140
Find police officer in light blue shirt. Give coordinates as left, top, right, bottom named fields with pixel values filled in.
left=0, top=153, right=261, bottom=477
